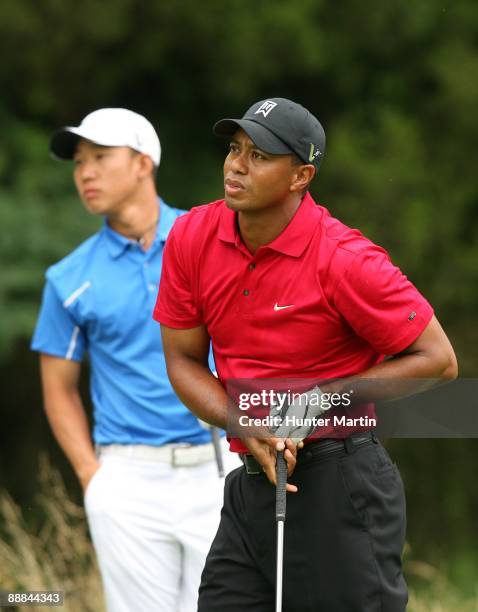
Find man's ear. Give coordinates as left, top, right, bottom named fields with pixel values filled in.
left=137, top=153, right=155, bottom=179
left=290, top=164, right=316, bottom=193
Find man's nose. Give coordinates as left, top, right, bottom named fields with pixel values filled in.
left=230, top=152, right=248, bottom=174
left=77, top=160, right=97, bottom=180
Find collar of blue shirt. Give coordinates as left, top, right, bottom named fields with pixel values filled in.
left=103, top=198, right=177, bottom=259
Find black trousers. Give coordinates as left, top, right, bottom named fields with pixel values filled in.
left=198, top=436, right=408, bottom=612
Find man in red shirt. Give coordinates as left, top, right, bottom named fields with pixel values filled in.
left=154, top=98, right=457, bottom=611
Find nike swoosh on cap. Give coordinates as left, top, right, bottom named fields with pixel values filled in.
left=309, top=143, right=321, bottom=162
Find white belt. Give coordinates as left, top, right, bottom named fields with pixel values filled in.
left=97, top=442, right=216, bottom=467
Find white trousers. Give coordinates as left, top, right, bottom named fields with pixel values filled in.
left=84, top=441, right=239, bottom=612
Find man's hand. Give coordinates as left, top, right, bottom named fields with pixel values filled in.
left=78, top=459, right=101, bottom=493
left=242, top=437, right=303, bottom=493
left=40, top=354, right=101, bottom=496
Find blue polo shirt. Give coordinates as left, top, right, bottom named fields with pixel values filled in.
left=31, top=199, right=212, bottom=446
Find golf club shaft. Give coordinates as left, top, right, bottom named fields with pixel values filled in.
left=276, top=520, right=285, bottom=612
left=211, top=426, right=225, bottom=477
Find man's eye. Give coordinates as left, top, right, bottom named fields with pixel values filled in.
left=252, top=151, right=265, bottom=160
left=229, top=144, right=239, bottom=153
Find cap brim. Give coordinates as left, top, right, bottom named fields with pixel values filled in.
left=213, top=119, right=294, bottom=156
left=49, top=127, right=129, bottom=160
left=49, top=128, right=86, bottom=160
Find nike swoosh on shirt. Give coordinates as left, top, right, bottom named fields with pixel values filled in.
left=274, top=303, right=295, bottom=311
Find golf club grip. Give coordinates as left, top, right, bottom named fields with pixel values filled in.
left=275, top=450, right=287, bottom=522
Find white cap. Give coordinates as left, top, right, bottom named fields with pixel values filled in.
left=50, top=108, right=161, bottom=167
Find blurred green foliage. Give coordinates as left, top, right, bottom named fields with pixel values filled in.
left=0, top=110, right=99, bottom=353
left=0, top=0, right=477, bottom=578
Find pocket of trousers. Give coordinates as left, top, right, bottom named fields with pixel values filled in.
left=338, top=448, right=400, bottom=529
left=84, top=462, right=104, bottom=507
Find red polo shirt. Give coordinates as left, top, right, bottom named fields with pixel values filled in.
left=154, top=193, right=433, bottom=452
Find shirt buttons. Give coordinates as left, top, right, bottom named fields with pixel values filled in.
left=243, top=289, right=250, bottom=296
left=248, top=263, right=256, bottom=271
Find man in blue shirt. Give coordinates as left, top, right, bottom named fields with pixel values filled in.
left=31, top=108, right=235, bottom=612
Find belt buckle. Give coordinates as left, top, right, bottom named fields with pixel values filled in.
left=242, top=454, right=262, bottom=475
left=171, top=444, right=192, bottom=467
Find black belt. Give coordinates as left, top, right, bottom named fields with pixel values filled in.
left=240, top=431, right=376, bottom=476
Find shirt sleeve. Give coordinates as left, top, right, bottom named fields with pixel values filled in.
left=31, top=280, right=87, bottom=361
left=333, top=246, right=434, bottom=355
left=153, top=229, right=203, bottom=328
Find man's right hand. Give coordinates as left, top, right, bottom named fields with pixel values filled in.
left=242, top=437, right=303, bottom=493
left=40, top=354, right=101, bottom=496
left=78, top=460, right=101, bottom=493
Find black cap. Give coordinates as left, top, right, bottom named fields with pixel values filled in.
left=213, top=98, right=325, bottom=171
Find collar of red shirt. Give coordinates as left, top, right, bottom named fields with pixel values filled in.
left=217, top=192, right=323, bottom=258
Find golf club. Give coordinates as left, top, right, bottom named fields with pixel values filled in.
left=275, top=449, right=287, bottom=612
left=211, top=426, right=225, bottom=477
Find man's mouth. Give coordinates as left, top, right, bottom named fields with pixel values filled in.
left=224, top=179, right=245, bottom=196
